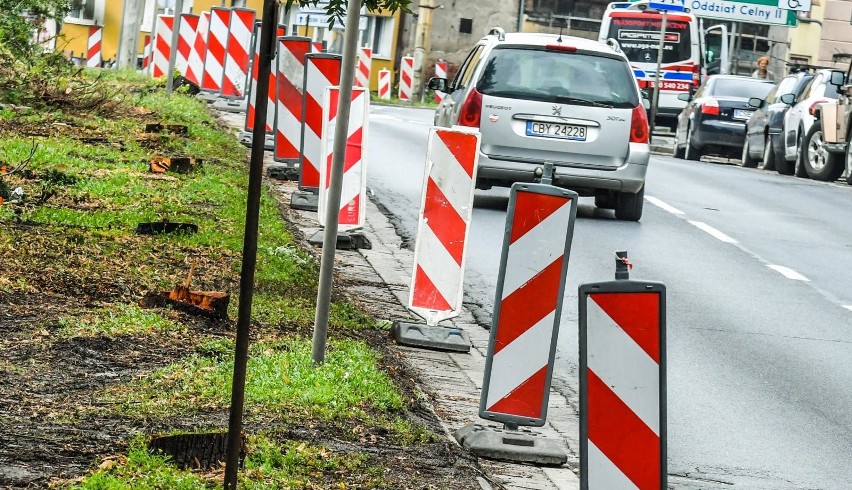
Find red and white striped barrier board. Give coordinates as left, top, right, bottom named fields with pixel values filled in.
left=579, top=281, right=666, bottom=489
left=434, top=60, right=448, bottom=103
left=273, top=36, right=312, bottom=163
left=246, top=24, right=286, bottom=133
left=409, top=127, right=480, bottom=325
left=378, top=68, right=391, bottom=100
left=141, top=34, right=151, bottom=73
left=355, top=47, right=372, bottom=89
left=86, top=25, right=102, bottom=68
left=221, top=8, right=256, bottom=99
left=318, top=87, right=369, bottom=229
left=299, top=53, right=342, bottom=191
left=313, top=41, right=324, bottom=53
left=398, top=56, right=414, bottom=101
left=480, top=183, right=578, bottom=426
left=152, top=15, right=174, bottom=78
left=177, top=14, right=199, bottom=78
left=200, top=7, right=229, bottom=92
left=185, top=11, right=210, bottom=86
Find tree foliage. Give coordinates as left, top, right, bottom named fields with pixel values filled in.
left=284, top=0, right=413, bottom=26
left=1, top=0, right=69, bottom=57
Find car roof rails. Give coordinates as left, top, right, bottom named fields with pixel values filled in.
left=605, top=38, right=622, bottom=53
left=488, top=27, right=506, bottom=41
left=786, top=62, right=835, bottom=73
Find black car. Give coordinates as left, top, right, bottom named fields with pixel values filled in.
left=741, top=71, right=813, bottom=170
left=674, top=75, right=775, bottom=161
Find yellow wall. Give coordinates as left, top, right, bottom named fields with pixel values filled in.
left=788, top=3, right=825, bottom=64
left=58, top=7, right=122, bottom=63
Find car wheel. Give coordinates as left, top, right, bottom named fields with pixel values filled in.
left=845, top=142, right=852, bottom=185
left=614, top=186, right=644, bottom=222
left=803, top=124, right=843, bottom=181
left=685, top=126, right=701, bottom=161
left=794, top=131, right=808, bottom=178
left=758, top=135, right=776, bottom=171
left=740, top=137, right=757, bottom=167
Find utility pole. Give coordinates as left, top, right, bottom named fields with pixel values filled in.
left=648, top=9, right=667, bottom=135
left=413, top=0, right=440, bottom=103
left=117, top=0, right=145, bottom=69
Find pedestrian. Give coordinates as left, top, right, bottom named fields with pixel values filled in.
left=752, top=56, right=775, bottom=81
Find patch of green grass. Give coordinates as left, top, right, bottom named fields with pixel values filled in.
left=72, top=434, right=383, bottom=489
left=104, top=338, right=404, bottom=419
left=56, top=304, right=184, bottom=338
left=70, top=438, right=211, bottom=490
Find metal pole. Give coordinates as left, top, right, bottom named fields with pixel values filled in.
left=223, top=1, right=278, bottom=488
left=147, top=0, right=159, bottom=75
left=649, top=9, right=667, bottom=136
left=116, top=0, right=129, bottom=68
left=517, top=0, right=524, bottom=31
left=312, top=0, right=363, bottom=365
left=165, top=0, right=184, bottom=96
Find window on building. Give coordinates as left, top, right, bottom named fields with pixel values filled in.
left=67, top=0, right=96, bottom=21
left=370, top=16, right=394, bottom=58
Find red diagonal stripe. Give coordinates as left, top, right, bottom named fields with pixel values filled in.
left=275, top=129, right=299, bottom=161
left=487, top=365, right=547, bottom=418
left=423, top=177, right=466, bottom=265
left=509, top=192, right=569, bottom=244
left=305, top=93, right=323, bottom=134
left=315, top=58, right=342, bottom=88
left=412, top=265, right=452, bottom=311
left=344, top=127, right=363, bottom=173
left=301, top=156, right=320, bottom=188
left=340, top=193, right=360, bottom=226
left=401, top=71, right=412, bottom=86
left=588, top=369, right=660, bottom=489
left=494, top=256, right=562, bottom=354
left=590, top=293, right=660, bottom=363
left=436, top=131, right=477, bottom=177
left=246, top=105, right=255, bottom=131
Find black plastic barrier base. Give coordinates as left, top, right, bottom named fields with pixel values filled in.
left=391, top=321, right=470, bottom=352
left=455, top=423, right=567, bottom=466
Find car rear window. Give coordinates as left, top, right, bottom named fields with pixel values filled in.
left=476, top=47, right=639, bottom=108
left=607, top=14, right=692, bottom=65
left=710, top=78, right=774, bottom=99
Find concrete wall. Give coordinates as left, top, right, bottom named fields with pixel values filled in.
left=819, top=0, right=852, bottom=66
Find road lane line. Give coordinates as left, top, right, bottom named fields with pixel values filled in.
left=645, top=195, right=684, bottom=215
left=767, top=265, right=810, bottom=282
left=687, top=221, right=738, bottom=243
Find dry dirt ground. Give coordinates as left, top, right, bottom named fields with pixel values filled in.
left=0, top=113, right=494, bottom=489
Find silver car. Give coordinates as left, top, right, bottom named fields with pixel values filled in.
left=428, top=27, right=651, bottom=221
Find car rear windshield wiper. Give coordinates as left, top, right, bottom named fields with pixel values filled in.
left=553, top=96, right=615, bottom=108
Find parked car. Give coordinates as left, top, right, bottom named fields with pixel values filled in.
left=428, top=28, right=651, bottom=221
left=741, top=71, right=813, bottom=170
left=781, top=69, right=843, bottom=179
left=674, top=75, right=774, bottom=161
left=818, top=67, right=852, bottom=185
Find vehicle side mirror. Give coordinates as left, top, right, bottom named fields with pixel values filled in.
left=642, top=98, right=651, bottom=111
left=677, top=93, right=691, bottom=102
left=427, top=77, right=449, bottom=93
left=779, top=93, right=795, bottom=105
left=748, top=97, right=763, bottom=108
left=830, top=70, right=845, bottom=87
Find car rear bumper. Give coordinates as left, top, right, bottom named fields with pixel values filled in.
left=476, top=143, right=649, bottom=194
left=695, top=119, right=747, bottom=148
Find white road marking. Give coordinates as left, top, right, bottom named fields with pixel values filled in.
left=843, top=305, right=852, bottom=312
left=688, top=221, right=738, bottom=243
left=645, top=195, right=684, bottom=215
left=767, top=265, right=810, bottom=282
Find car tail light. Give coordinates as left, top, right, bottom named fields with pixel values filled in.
left=630, top=104, right=649, bottom=143
left=701, top=98, right=720, bottom=116
left=459, top=87, right=483, bottom=128
left=809, top=98, right=828, bottom=116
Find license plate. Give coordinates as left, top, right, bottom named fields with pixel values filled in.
left=733, top=109, right=753, bottom=121
left=526, top=121, right=587, bottom=141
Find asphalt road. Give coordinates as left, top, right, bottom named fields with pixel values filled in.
left=366, top=104, right=852, bottom=489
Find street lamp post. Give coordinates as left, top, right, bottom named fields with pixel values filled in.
left=413, top=1, right=443, bottom=103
